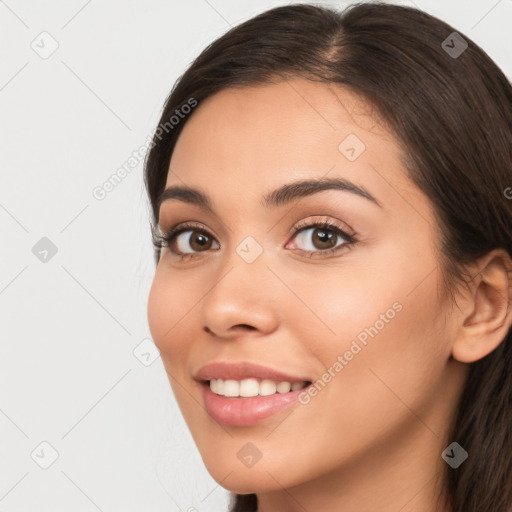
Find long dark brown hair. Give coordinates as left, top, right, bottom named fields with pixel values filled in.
left=143, top=3, right=512, bottom=511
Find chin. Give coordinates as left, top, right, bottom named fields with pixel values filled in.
left=203, top=457, right=306, bottom=494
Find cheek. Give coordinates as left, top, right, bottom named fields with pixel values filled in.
left=314, top=235, right=449, bottom=375
left=147, top=273, right=169, bottom=348
left=312, top=268, right=449, bottom=436
left=288, top=252, right=449, bottom=428
left=260, top=277, right=449, bottom=480
left=147, top=268, right=193, bottom=361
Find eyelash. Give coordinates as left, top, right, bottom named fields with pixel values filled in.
left=152, top=219, right=357, bottom=261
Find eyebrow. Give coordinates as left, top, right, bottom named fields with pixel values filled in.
left=157, top=177, right=382, bottom=213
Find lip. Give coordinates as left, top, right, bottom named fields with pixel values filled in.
left=194, top=361, right=311, bottom=383
left=200, top=381, right=310, bottom=427
left=194, top=361, right=312, bottom=427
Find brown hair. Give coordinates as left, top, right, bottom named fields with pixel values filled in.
left=143, top=3, right=512, bottom=511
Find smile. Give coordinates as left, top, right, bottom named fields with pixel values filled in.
left=209, top=377, right=310, bottom=397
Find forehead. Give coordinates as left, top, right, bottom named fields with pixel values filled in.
left=165, top=77, right=417, bottom=213
left=172, top=78, right=392, bottom=152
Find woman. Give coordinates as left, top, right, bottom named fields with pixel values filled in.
left=144, top=2, right=512, bottom=511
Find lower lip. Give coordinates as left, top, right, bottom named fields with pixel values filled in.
left=201, top=382, right=309, bottom=427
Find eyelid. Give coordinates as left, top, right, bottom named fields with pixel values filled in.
left=286, top=215, right=356, bottom=240
left=157, top=220, right=213, bottom=238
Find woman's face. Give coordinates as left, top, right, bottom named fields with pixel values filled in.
left=147, top=78, right=467, bottom=497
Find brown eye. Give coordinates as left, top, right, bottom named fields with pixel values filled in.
left=290, top=222, right=354, bottom=255
left=173, top=230, right=219, bottom=254
left=310, top=227, right=337, bottom=250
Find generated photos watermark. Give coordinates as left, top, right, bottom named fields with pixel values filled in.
left=92, top=98, right=198, bottom=201
left=298, top=301, right=403, bottom=405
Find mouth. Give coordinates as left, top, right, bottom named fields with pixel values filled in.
left=194, top=361, right=314, bottom=425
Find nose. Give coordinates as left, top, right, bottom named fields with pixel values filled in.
left=200, top=251, right=280, bottom=339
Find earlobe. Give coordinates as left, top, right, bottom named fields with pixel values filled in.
left=452, top=249, right=512, bottom=363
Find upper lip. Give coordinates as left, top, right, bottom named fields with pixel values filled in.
left=194, top=361, right=312, bottom=383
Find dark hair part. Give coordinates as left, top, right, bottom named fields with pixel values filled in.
left=144, top=2, right=512, bottom=511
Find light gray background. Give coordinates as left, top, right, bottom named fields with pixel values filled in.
left=1, top=1, right=511, bottom=511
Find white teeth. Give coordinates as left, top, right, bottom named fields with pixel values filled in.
left=209, top=378, right=308, bottom=397
left=259, top=380, right=276, bottom=396
left=240, top=378, right=259, bottom=397
left=276, top=381, right=291, bottom=393
left=223, top=380, right=240, bottom=397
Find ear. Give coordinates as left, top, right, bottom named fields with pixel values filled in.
left=452, top=248, right=512, bottom=363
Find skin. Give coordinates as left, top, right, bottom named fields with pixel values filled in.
left=147, top=77, right=512, bottom=512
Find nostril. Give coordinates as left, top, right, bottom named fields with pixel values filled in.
left=204, top=324, right=256, bottom=336
left=234, top=324, right=256, bottom=330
